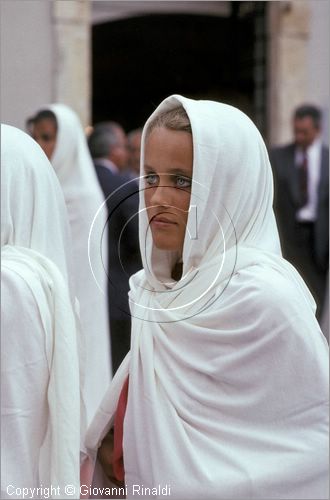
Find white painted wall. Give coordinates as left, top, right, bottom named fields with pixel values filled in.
left=0, top=0, right=54, bottom=131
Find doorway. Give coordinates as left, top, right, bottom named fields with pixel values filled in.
left=92, top=2, right=267, bottom=136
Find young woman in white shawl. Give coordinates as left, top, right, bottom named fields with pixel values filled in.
left=83, top=95, right=329, bottom=499
left=1, top=125, right=82, bottom=498
left=30, top=104, right=112, bottom=425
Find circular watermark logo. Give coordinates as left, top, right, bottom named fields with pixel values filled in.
left=88, top=175, right=237, bottom=323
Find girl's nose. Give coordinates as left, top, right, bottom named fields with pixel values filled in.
left=150, top=183, right=173, bottom=207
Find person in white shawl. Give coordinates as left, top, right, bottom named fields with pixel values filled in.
left=1, top=125, right=81, bottom=498
left=30, top=104, right=112, bottom=424
left=84, top=95, right=329, bottom=499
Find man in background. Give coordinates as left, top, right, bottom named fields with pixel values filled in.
left=270, top=104, right=329, bottom=322
left=88, top=122, right=142, bottom=373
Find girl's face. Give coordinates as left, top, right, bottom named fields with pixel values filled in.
left=144, top=126, right=193, bottom=255
left=33, top=118, right=57, bottom=160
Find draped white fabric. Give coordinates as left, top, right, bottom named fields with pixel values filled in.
left=1, top=124, right=73, bottom=290
left=85, top=96, right=329, bottom=499
left=45, top=104, right=112, bottom=423
left=1, top=125, right=81, bottom=498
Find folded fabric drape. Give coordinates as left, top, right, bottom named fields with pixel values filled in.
left=1, top=124, right=82, bottom=498
left=34, top=104, right=112, bottom=423
left=2, top=246, right=81, bottom=496
left=85, top=96, right=329, bottom=499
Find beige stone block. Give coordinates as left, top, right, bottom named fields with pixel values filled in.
left=283, top=33, right=307, bottom=134
left=281, top=0, right=310, bottom=36
left=275, top=36, right=308, bottom=143
left=53, top=21, right=91, bottom=126
left=267, top=1, right=312, bottom=144
left=53, top=0, right=90, bottom=22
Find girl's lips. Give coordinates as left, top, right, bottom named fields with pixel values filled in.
left=150, top=216, right=177, bottom=227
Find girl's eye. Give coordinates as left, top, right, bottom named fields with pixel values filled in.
left=145, top=173, right=158, bottom=186
left=176, top=176, right=191, bottom=188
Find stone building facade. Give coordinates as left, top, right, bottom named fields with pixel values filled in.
left=1, top=1, right=328, bottom=144
left=1, top=0, right=91, bottom=128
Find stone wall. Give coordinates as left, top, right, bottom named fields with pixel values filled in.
left=267, top=0, right=329, bottom=146
left=52, top=0, right=91, bottom=126
left=0, top=0, right=53, bottom=130
left=0, top=0, right=91, bottom=130
left=267, top=1, right=310, bottom=145
left=1, top=1, right=328, bottom=139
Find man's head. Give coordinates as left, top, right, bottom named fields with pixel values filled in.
left=293, top=104, right=322, bottom=150
left=88, top=121, right=128, bottom=170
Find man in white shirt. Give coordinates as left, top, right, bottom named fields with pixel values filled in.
left=270, top=105, right=329, bottom=322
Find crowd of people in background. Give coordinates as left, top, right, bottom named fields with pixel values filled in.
left=1, top=98, right=328, bottom=499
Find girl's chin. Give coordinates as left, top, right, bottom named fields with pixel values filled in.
left=153, top=237, right=182, bottom=252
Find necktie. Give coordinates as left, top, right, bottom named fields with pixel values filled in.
left=299, top=151, right=308, bottom=207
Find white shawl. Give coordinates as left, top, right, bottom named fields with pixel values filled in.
left=85, top=96, right=329, bottom=499
left=45, top=104, right=112, bottom=423
left=1, top=124, right=80, bottom=498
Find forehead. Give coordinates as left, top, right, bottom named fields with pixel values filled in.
left=34, top=118, right=56, bottom=133
left=294, top=116, right=316, bottom=130
left=144, top=127, right=193, bottom=172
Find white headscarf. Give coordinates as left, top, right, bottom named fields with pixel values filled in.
left=1, top=123, right=73, bottom=288
left=85, top=96, right=329, bottom=499
left=1, top=124, right=80, bottom=497
left=43, top=104, right=112, bottom=423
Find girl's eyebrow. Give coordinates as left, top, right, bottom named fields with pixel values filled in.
left=144, top=164, right=156, bottom=172
left=144, top=164, right=192, bottom=177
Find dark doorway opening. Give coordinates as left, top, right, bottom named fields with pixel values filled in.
left=92, top=3, right=267, bottom=136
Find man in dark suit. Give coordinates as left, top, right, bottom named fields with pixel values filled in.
left=270, top=104, right=329, bottom=320
left=88, top=122, right=142, bottom=373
